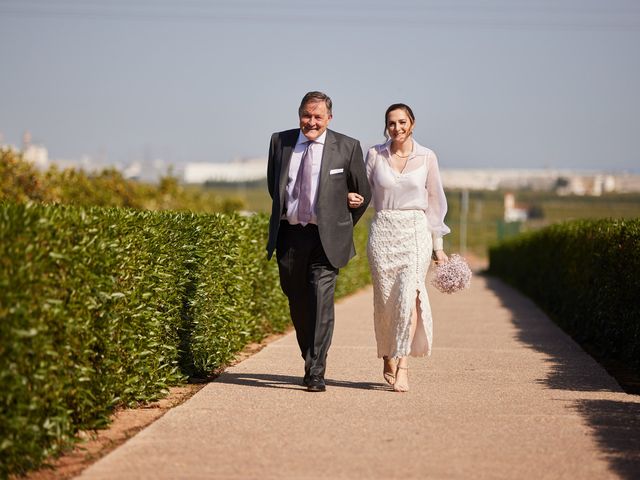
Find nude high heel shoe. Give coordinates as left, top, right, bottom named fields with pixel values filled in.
left=383, top=356, right=397, bottom=385
left=393, top=366, right=409, bottom=392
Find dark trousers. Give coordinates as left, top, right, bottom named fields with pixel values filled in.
left=276, top=221, right=338, bottom=379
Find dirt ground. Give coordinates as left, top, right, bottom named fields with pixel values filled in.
left=20, top=332, right=288, bottom=480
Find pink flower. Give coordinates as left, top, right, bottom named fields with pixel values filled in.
left=431, top=254, right=472, bottom=294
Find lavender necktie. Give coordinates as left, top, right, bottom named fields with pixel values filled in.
left=292, top=141, right=314, bottom=223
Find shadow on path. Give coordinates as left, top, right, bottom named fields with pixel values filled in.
left=484, top=274, right=640, bottom=479
left=214, top=372, right=388, bottom=392
left=573, top=399, right=640, bottom=479
left=484, top=275, right=618, bottom=393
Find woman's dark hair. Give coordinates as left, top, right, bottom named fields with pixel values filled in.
left=299, top=91, right=333, bottom=116
left=384, top=103, right=415, bottom=138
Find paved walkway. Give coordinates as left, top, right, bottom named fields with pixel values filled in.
left=77, top=273, right=640, bottom=479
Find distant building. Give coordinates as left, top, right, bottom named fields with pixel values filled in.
left=440, top=168, right=561, bottom=191
left=181, top=163, right=640, bottom=192
left=504, top=192, right=528, bottom=222
left=22, top=145, right=49, bottom=169
left=21, top=131, right=49, bottom=169
left=555, top=174, right=618, bottom=196
left=614, top=173, right=640, bottom=193
left=184, top=158, right=267, bottom=183
left=123, top=161, right=143, bottom=180
left=441, top=168, right=637, bottom=195
left=0, top=140, right=19, bottom=154
left=590, top=174, right=616, bottom=196
left=556, top=176, right=586, bottom=196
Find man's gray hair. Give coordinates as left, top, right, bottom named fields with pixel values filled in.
left=299, top=91, right=333, bottom=116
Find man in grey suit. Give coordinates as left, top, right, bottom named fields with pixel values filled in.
left=267, top=91, right=371, bottom=392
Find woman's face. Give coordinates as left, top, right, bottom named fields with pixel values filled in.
left=386, top=109, right=413, bottom=143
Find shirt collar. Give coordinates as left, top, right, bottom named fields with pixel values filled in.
left=382, top=137, right=418, bottom=156
left=297, top=129, right=327, bottom=146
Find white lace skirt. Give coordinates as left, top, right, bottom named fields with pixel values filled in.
left=367, top=209, right=433, bottom=358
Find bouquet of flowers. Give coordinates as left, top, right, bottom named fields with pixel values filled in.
left=431, top=254, right=472, bottom=294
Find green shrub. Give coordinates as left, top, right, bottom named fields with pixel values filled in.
left=0, top=204, right=284, bottom=476
left=0, top=202, right=371, bottom=477
left=488, top=218, right=640, bottom=376
left=335, top=215, right=372, bottom=298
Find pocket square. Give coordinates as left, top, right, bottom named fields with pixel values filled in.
left=330, top=168, right=344, bottom=175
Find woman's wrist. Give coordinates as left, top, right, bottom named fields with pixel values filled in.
left=433, top=249, right=449, bottom=263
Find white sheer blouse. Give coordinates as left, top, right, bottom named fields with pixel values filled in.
left=365, top=138, right=450, bottom=250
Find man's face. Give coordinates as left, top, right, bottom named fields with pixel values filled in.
left=299, top=101, right=332, bottom=141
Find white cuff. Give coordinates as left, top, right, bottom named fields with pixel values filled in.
left=432, top=236, right=443, bottom=251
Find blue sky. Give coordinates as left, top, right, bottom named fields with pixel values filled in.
left=1, top=0, right=639, bottom=171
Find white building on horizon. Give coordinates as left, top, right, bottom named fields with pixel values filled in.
left=181, top=159, right=640, bottom=193
left=504, top=192, right=528, bottom=222
left=183, top=157, right=267, bottom=184
left=21, top=131, right=49, bottom=169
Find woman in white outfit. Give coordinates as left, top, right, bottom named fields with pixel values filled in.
left=348, top=103, right=449, bottom=392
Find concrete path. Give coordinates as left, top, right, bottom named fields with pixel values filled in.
left=77, top=274, right=640, bottom=479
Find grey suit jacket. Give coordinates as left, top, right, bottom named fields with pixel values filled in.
left=266, top=128, right=372, bottom=269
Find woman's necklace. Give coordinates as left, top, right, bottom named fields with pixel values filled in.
left=391, top=151, right=411, bottom=174
left=390, top=139, right=412, bottom=173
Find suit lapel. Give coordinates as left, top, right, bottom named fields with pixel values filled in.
left=278, top=130, right=298, bottom=201
left=317, top=130, right=337, bottom=200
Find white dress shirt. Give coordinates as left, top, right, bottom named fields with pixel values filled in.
left=284, top=130, right=326, bottom=226
left=365, top=138, right=450, bottom=250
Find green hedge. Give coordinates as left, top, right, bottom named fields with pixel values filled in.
left=0, top=202, right=371, bottom=477
left=335, top=211, right=372, bottom=298
left=488, top=218, right=640, bottom=376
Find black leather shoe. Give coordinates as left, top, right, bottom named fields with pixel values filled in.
left=307, top=376, right=326, bottom=392
left=302, top=368, right=311, bottom=386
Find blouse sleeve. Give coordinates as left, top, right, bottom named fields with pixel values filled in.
left=365, top=147, right=376, bottom=187
left=425, top=150, right=450, bottom=250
